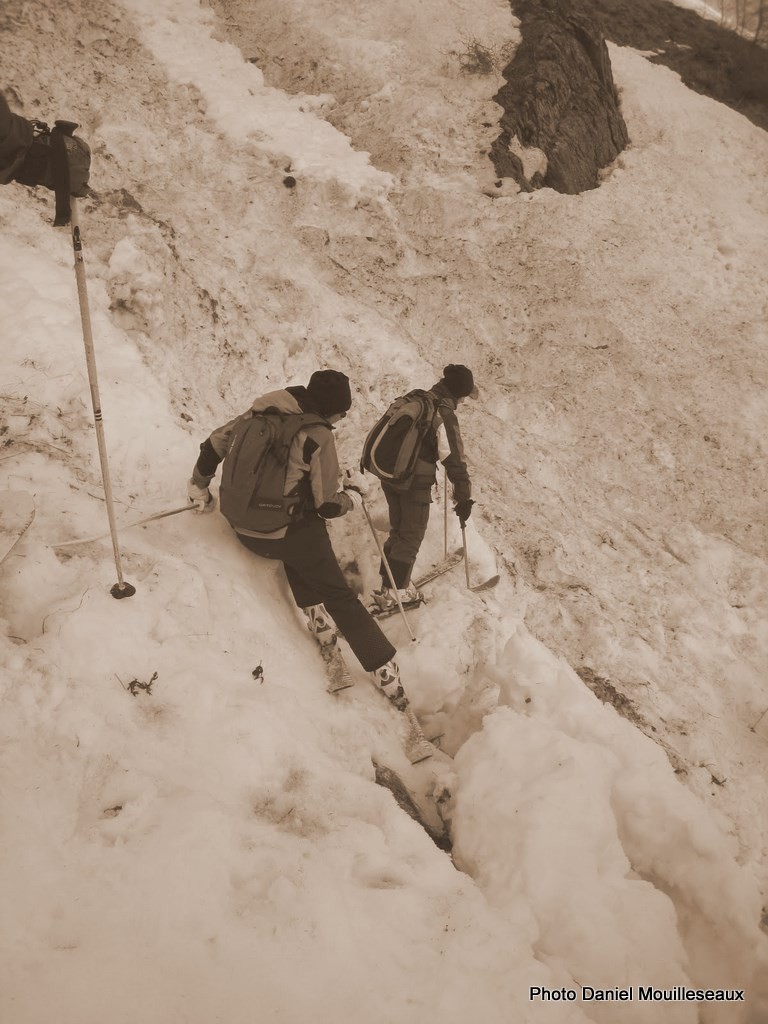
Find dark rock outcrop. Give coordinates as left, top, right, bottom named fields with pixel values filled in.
left=492, top=0, right=630, bottom=193
left=580, top=0, right=768, bottom=134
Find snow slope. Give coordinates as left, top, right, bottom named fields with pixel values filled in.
left=1, top=0, right=767, bottom=1021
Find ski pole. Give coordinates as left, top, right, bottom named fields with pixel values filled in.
left=360, top=498, right=416, bottom=642
left=69, top=194, right=135, bottom=599
left=52, top=503, right=194, bottom=549
left=461, top=522, right=471, bottom=589
left=443, top=470, right=448, bottom=559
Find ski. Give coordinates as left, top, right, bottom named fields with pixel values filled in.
left=320, top=636, right=354, bottom=694
left=417, top=554, right=499, bottom=592
left=369, top=566, right=499, bottom=618
left=372, top=728, right=456, bottom=852
left=403, top=707, right=435, bottom=763
left=320, top=651, right=453, bottom=848
left=368, top=596, right=425, bottom=620
left=472, top=573, right=500, bottom=592
left=413, top=553, right=464, bottom=587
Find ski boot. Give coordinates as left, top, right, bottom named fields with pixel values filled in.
left=303, top=604, right=353, bottom=694
left=370, top=583, right=424, bottom=618
left=371, top=659, right=434, bottom=764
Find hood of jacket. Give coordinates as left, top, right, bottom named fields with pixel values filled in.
left=429, top=380, right=458, bottom=409
left=250, top=388, right=310, bottom=416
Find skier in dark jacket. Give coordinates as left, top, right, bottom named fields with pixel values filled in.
left=371, top=364, right=477, bottom=612
left=0, top=92, right=89, bottom=196
left=187, top=369, right=434, bottom=763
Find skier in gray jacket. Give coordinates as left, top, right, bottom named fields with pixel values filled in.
left=188, top=369, right=433, bottom=762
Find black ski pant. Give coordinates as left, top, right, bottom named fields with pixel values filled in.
left=236, top=517, right=396, bottom=672
left=381, top=482, right=432, bottom=588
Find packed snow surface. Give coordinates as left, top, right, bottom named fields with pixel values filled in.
left=1, top=0, right=767, bottom=1021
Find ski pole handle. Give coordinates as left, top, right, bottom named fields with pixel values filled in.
left=443, top=470, right=448, bottom=559
left=54, top=119, right=79, bottom=136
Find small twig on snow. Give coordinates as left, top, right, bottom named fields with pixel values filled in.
left=127, top=671, right=158, bottom=696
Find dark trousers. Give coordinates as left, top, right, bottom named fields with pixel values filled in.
left=236, top=517, right=396, bottom=672
left=381, top=483, right=432, bottom=588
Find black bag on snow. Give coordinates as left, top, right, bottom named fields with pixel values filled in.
left=220, top=411, right=328, bottom=533
left=360, top=389, right=437, bottom=490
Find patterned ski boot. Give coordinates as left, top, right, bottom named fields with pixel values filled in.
left=370, top=583, right=425, bottom=618
left=304, top=604, right=353, bottom=694
left=371, top=659, right=434, bottom=764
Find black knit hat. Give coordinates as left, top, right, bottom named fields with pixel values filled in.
left=441, top=364, right=477, bottom=400
left=306, top=369, right=352, bottom=417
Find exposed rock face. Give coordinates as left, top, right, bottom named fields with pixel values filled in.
left=492, top=0, right=630, bottom=193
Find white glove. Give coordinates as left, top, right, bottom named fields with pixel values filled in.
left=187, top=479, right=215, bottom=513
left=343, top=487, right=364, bottom=511
left=344, top=469, right=370, bottom=497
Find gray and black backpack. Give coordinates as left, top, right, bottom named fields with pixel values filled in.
left=220, top=411, right=328, bottom=533
left=360, top=389, right=437, bottom=491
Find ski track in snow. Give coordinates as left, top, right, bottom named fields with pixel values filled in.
left=1, top=0, right=767, bottom=1021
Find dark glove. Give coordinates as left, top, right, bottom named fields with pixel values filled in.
left=14, top=123, right=90, bottom=197
left=454, top=499, right=474, bottom=526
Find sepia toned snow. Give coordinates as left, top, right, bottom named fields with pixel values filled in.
left=0, top=0, right=766, bottom=1021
